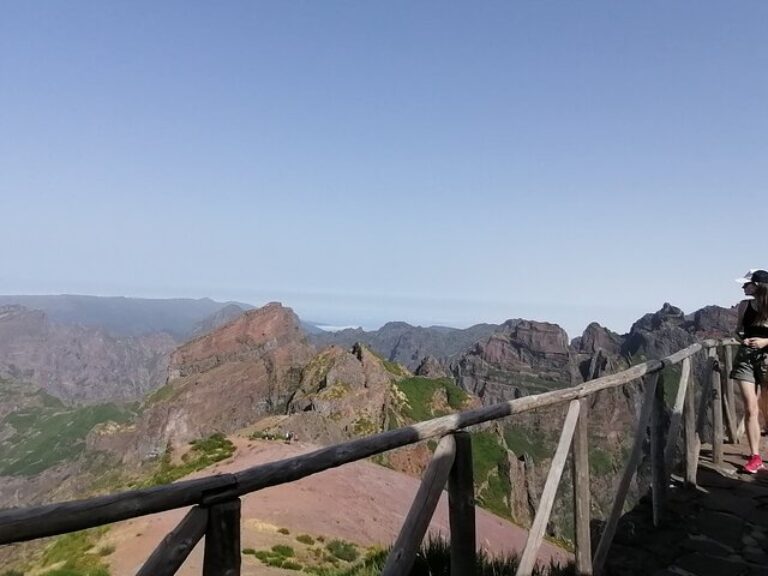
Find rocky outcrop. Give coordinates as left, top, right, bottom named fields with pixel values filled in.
left=452, top=320, right=573, bottom=404
left=572, top=323, right=623, bottom=381
left=414, top=355, right=448, bottom=378
left=92, top=303, right=315, bottom=461
left=622, top=303, right=694, bottom=361
left=279, top=343, right=397, bottom=444
left=691, top=305, right=739, bottom=338
left=0, top=305, right=176, bottom=404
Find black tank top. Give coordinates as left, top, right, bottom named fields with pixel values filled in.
left=743, top=302, right=768, bottom=338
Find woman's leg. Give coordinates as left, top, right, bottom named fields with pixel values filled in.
left=739, top=379, right=761, bottom=455
left=759, top=385, right=768, bottom=433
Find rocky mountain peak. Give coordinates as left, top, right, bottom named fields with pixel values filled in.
left=94, top=302, right=316, bottom=461
left=692, top=305, right=738, bottom=338
left=169, top=302, right=305, bottom=378
left=415, top=355, right=448, bottom=378
left=573, top=322, right=622, bottom=356
left=507, top=320, right=570, bottom=357
left=630, top=302, right=686, bottom=333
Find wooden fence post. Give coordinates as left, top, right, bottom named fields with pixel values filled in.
left=572, top=398, right=592, bottom=575
left=650, top=372, right=666, bottom=527
left=382, top=434, right=456, bottom=576
left=710, top=349, right=724, bottom=466
left=137, top=506, right=208, bottom=576
left=516, top=400, right=581, bottom=576
left=203, top=499, right=241, bottom=576
left=593, top=373, right=658, bottom=576
left=684, top=361, right=698, bottom=487
left=663, top=357, right=691, bottom=482
left=724, top=345, right=739, bottom=443
left=449, top=431, right=476, bottom=576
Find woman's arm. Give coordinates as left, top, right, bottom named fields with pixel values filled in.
left=736, top=299, right=748, bottom=335
left=745, top=337, right=768, bottom=349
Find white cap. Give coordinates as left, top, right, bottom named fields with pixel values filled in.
left=735, top=270, right=757, bottom=284
left=735, top=269, right=768, bottom=284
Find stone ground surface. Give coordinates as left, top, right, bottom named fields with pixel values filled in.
left=604, top=442, right=768, bottom=576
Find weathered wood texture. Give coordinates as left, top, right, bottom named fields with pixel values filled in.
left=0, top=474, right=237, bottom=545
left=651, top=373, right=666, bottom=527
left=572, top=398, right=592, bottom=575
left=711, top=352, right=724, bottom=466
left=723, top=346, right=738, bottom=443
left=516, top=400, right=581, bottom=576
left=203, top=499, right=241, bottom=576
left=448, top=431, right=476, bottom=576
left=693, top=351, right=715, bottom=467
left=382, top=435, right=456, bottom=576
left=593, top=374, right=658, bottom=576
left=137, top=506, right=208, bottom=576
left=684, top=365, right=698, bottom=487
left=664, top=357, right=691, bottom=477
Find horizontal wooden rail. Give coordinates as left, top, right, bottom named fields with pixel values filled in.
left=0, top=338, right=737, bottom=546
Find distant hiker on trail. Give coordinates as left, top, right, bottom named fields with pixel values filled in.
left=732, top=269, right=768, bottom=474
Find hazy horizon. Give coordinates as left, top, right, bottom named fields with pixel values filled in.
left=0, top=289, right=733, bottom=340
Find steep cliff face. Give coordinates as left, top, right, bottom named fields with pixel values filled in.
left=0, top=305, right=176, bottom=404
left=91, top=303, right=315, bottom=461
left=452, top=320, right=574, bottom=404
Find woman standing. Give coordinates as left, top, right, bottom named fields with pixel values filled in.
left=732, top=269, right=768, bottom=473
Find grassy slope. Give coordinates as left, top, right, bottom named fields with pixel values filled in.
left=0, top=379, right=136, bottom=476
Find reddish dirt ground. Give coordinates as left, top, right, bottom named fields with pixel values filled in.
left=104, top=438, right=571, bottom=575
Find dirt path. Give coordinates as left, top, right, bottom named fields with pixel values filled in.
left=105, top=439, right=571, bottom=575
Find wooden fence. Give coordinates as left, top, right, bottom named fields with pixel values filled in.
left=0, top=338, right=742, bottom=576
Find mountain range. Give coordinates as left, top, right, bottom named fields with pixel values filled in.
left=0, top=294, right=740, bottom=572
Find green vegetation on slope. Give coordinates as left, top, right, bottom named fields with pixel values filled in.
left=37, top=528, right=111, bottom=576
left=395, top=377, right=469, bottom=422
left=503, top=425, right=551, bottom=461
left=471, top=430, right=512, bottom=518
left=0, top=389, right=136, bottom=476
left=143, top=433, right=236, bottom=486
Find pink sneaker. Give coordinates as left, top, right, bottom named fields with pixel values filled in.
left=744, top=454, right=764, bottom=474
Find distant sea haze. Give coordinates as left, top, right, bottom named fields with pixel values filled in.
left=314, top=324, right=362, bottom=332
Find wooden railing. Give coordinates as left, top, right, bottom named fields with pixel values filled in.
left=0, top=337, right=742, bottom=576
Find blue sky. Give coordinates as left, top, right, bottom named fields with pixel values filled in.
left=1, top=1, right=766, bottom=338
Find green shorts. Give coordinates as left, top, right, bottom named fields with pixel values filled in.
left=730, top=345, right=768, bottom=385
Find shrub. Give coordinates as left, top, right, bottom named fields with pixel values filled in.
left=282, top=560, right=303, bottom=570
left=242, top=548, right=256, bottom=555
left=278, top=527, right=290, bottom=535
left=271, top=544, right=294, bottom=557
left=96, top=544, right=115, bottom=556
left=296, top=534, right=315, bottom=545
left=325, top=539, right=359, bottom=562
